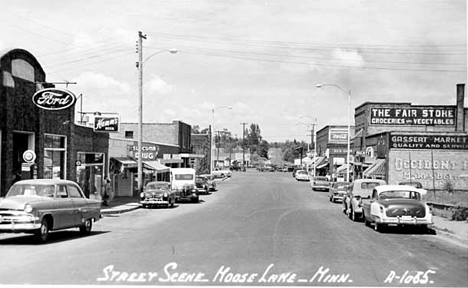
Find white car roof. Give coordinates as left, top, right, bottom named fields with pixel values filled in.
left=374, top=184, right=427, bottom=195
left=14, top=179, right=78, bottom=185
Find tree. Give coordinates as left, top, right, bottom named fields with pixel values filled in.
left=258, top=140, right=269, bottom=159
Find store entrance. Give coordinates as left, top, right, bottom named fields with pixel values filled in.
left=12, top=132, right=34, bottom=179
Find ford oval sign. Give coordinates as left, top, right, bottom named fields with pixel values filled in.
left=32, top=88, right=77, bottom=110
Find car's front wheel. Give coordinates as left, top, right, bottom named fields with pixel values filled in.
left=80, top=219, right=93, bottom=235
left=34, top=218, right=49, bottom=243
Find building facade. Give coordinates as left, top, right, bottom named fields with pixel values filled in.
left=0, top=48, right=109, bottom=197
left=353, top=84, right=467, bottom=191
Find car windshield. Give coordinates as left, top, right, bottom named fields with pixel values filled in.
left=146, top=183, right=169, bottom=189
left=7, top=184, right=55, bottom=197
left=174, top=174, right=194, bottom=180
left=379, top=190, right=421, bottom=200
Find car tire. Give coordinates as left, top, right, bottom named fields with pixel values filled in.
left=192, top=196, right=199, bottom=203
left=171, top=198, right=175, bottom=208
left=351, top=210, right=358, bottom=222
left=363, top=213, right=371, bottom=227
left=79, top=219, right=93, bottom=235
left=34, top=218, right=49, bottom=243
left=347, top=208, right=353, bottom=220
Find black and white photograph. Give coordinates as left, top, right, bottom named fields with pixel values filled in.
left=0, top=0, right=467, bottom=286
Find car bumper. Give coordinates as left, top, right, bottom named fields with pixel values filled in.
left=140, top=199, right=170, bottom=205
left=332, top=195, right=345, bottom=201
left=376, top=216, right=433, bottom=226
left=312, top=185, right=329, bottom=190
left=0, top=214, right=41, bottom=231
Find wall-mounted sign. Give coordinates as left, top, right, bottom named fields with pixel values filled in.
left=370, top=107, right=456, bottom=126
left=390, top=134, right=468, bottom=150
left=23, top=150, right=36, bottom=163
left=132, top=145, right=159, bottom=160
left=94, top=116, right=120, bottom=132
left=329, top=128, right=348, bottom=143
left=32, top=88, right=77, bottom=110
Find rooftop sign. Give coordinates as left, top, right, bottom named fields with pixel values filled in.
left=370, top=107, right=456, bottom=126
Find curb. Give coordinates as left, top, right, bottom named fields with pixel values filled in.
left=101, top=204, right=141, bottom=215
left=432, top=225, right=468, bottom=248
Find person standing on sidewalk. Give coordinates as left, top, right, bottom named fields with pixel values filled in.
left=102, top=176, right=113, bottom=206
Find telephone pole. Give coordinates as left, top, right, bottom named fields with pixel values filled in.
left=137, top=30, right=146, bottom=194
left=240, top=122, right=248, bottom=166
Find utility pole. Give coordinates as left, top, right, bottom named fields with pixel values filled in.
left=241, top=122, right=248, bottom=166
left=137, top=30, right=146, bottom=195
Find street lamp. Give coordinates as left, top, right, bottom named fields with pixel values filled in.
left=316, top=83, right=351, bottom=182
left=137, top=33, right=177, bottom=194
left=211, top=106, right=232, bottom=174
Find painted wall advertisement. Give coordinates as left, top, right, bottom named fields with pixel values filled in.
left=369, top=107, right=456, bottom=125
left=388, top=150, right=468, bottom=190
left=389, top=134, right=468, bottom=150
left=329, top=129, right=348, bottom=143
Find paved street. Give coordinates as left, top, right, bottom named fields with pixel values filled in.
left=0, top=171, right=467, bottom=286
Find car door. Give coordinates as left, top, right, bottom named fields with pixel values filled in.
left=67, top=184, right=90, bottom=226
left=55, top=185, right=77, bottom=229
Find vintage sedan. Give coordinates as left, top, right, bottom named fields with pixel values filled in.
left=195, top=176, right=209, bottom=194
left=362, top=185, right=433, bottom=232
left=328, top=181, right=349, bottom=203
left=311, top=176, right=330, bottom=191
left=295, top=170, right=310, bottom=181
left=0, top=179, right=101, bottom=243
left=140, top=181, right=175, bottom=208
left=198, top=174, right=217, bottom=192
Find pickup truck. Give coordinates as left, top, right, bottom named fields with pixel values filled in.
left=343, top=179, right=386, bottom=221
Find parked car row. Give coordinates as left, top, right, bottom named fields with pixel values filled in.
left=336, top=179, right=432, bottom=233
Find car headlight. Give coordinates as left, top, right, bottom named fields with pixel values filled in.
left=24, top=204, right=33, bottom=213
left=163, top=193, right=168, bottom=197
left=140, top=192, right=145, bottom=198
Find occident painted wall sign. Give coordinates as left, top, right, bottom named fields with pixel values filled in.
left=32, top=88, right=77, bottom=110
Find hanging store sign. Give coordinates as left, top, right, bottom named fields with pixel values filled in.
left=370, top=107, right=456, bottom=125
left=132, top=145, right=159, bottom=160
left=390, top=134, right=468, bottom=150
left=32, top=88, right=77, bottom=110
left=94, top=116, right=120, bottom=132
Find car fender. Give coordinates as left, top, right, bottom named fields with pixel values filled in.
left=370, top=202, right=381, bottom=219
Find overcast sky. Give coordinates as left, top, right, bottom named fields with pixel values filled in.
left=1, top=0, right=466, bottom=143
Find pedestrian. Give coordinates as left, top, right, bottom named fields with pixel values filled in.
left=12, top=171, right=21, bottom=184
left=102, top=176, right=113, bottom=206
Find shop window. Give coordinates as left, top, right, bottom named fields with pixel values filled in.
left=76, top=152, right=105, bottom=199
left=125, top=131, right=134, bottom=139
left=44, top=134, right=66, bottom=180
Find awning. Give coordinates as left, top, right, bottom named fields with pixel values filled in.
left=112, top=157, right=137, bottom=168
left=336, top=163, right=351, bottom=173
left=316, top=161, right=329, bottom=169
left=159, top=159, right=184, bottom=164
left=363, top=159, right=386, bottom=177
left=143, top=161, right=170, bottom=173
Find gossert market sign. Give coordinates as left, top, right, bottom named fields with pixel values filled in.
left=370, top=107, right=455, bottom=125
left=32, top=88, right=77, bottom=110
left=390, top=134, right=468, bottom=150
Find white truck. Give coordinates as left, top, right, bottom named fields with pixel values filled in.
left=170, top=168, right=199, bottom=203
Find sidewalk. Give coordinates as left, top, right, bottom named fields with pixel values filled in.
left=101, top=196, right=468, bottom=247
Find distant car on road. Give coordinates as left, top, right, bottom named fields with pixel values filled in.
left=198, top=174, right=217, bottom=192
left=295, top=170, right=310, bottom=181
left=362, top=185, right=433, bottom=232
left=311, top=176, right=330, bottom=191
left=328, top=181, right=349, bottom=202
left=140, top=181, right=175, bottom=208
left=343, top=179, right=386, bottom=221
left=212, top=168, right=232, bottom=178
left=0, top=179, right=101, bottom=243
left=195, top=176, right=209, bottom=194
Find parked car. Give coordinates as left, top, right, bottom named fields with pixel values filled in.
left=295, top=170, right=310, bottom=181
left=362, top=185, right=433, bottom=232
left=140, top=181, right=175, bottom=208
left=212, top=168, right=232, bottom=178
left=343, top=179, right=387, bottom=221
left=328, top=181, right=349, bottom=202
left=311, top=176, right=330, bottom=191
left=198, top=174, right=217, bottom=191
left=0, top=179, right=101, bottom=243
left=171, top=168, right=199, bottom=203
left=195, top=176, right=209, bottom=194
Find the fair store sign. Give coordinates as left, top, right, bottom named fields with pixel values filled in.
left=32, top=88, right=77, bottom=110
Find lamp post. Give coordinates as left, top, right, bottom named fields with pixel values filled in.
left=316, top=83, right=351, bottom=182
left=137, top=31, right=177, bottom=194
left=211, top=106, right=232, bottom=174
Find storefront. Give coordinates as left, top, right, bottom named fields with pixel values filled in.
left=0, top=48, right=109, bottom=197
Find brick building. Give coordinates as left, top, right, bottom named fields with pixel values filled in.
left=0, top=48, right=109, bottom=197
left=353, top=84, right=468, bottom=191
